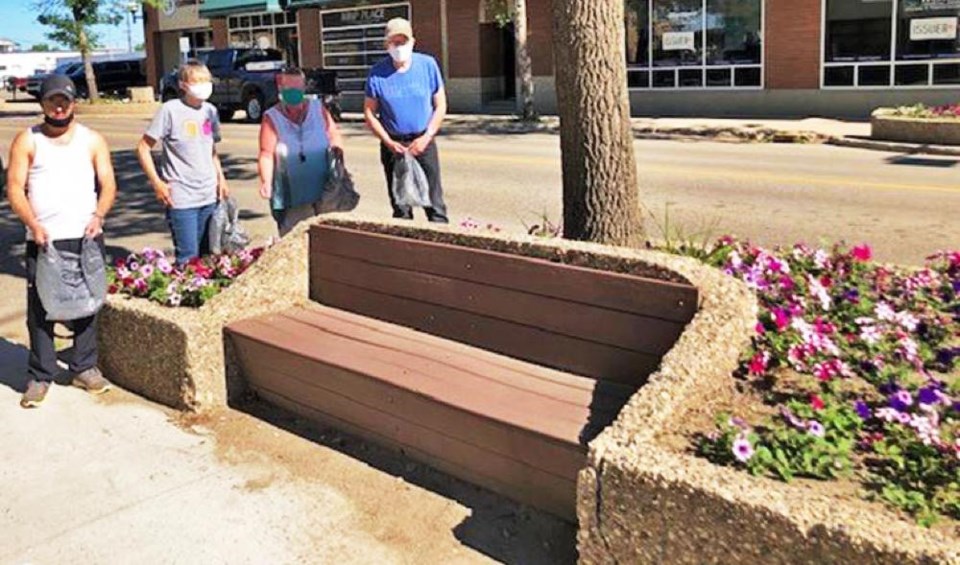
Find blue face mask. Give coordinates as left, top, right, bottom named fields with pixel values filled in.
left=280, top=88, right=305, bottom=106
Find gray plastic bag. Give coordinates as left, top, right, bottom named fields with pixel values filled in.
left=391, top=152, right=431, bottom=208
left=209, top=197, right=250, bottom=255
left=318, top=149, right=360, bottom=213
left=36, top=238, right=106, bottom=322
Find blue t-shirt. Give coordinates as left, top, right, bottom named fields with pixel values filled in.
left=365, top=53, right=443, bottom=136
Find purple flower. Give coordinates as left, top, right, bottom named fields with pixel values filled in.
left=780, top=406, right=806, bottom=430
left=732, top=436, right=754, bottom=463
left=952, top=401, right=960, bottom=413
left=917, top=386, right=946, bottom=406
left=807, top=421, right=825, bottom=437
left=889, top=390, right=913, bottom=412
left=854, top=401, right=871, bottom=421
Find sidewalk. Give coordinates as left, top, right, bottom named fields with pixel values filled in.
left=0, top=339, right=575, bottom=564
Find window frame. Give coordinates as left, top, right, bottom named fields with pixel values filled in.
left=227, top=10, right=300, bottom=67
left=626, top=0, right=766, bottom=91
left=820, top=0, right=960, bottom=89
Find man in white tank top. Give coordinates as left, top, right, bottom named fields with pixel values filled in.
left=5, top=75, right=118, bottom=408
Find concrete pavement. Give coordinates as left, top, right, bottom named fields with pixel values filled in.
left=0, top=340, right=576, bottom=564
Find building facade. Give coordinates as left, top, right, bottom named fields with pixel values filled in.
left=143, top=0, right=960, bottom=117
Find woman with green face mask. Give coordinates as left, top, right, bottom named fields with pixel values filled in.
left=258, top=67, right=344, bottom=236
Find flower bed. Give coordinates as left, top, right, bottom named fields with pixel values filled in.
left=108, top=247, right=267, bottom=307
left=695, top=239, right=959, bottom=527
left=890, top=103, right=960, bottom=120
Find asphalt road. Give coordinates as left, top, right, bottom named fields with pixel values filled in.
left=0, top=110, right=958, bottom=272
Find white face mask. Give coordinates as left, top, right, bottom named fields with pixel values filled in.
left=185, top=82, right=213, bottom=101
left=388, top=43, right=414, bottom=63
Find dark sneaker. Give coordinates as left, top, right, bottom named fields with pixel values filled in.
left=72, top=367, right=111, bottom=395
left=20, top=380, right=51, bottom=408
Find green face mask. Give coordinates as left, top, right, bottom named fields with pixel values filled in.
left=280, top=88, right=305, bottom=106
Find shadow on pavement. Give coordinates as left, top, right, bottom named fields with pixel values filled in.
left=0, top=338, right=29, bottom=394
left=884, top=155, right=959, bottom=168
left=233, top=397, right=578, bottom=565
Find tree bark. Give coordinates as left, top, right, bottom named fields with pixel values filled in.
left=513, top=0, right=537, bottom=121
left=551, top=0, right=642, bottom=246
left=77, top=26, right=100, bottom=102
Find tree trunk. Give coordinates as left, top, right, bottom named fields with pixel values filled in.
left=77, top=27, right=100, bottom=102
left=551, top=0, right=642, bottom=246
left=513, top=0, right=537, bottom=121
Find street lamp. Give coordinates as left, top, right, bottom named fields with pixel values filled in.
left=126, top=2, right=142, bottom=53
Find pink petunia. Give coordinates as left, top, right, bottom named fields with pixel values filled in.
left=851, top=244, right=872, bottom=262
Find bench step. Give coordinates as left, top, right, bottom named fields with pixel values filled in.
left=226, top=304, right=638, bottom=520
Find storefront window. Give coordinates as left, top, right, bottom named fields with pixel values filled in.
left=228, top=10, right=299, bottom=66
left=652, top=0, right=704, bottom=68
left=897, top=0, right=960, bottom=60
left=706, top=0, right=762, bottom=65
left=625, top=0, right=763, bottom=89
left=823, top=0, right=960, bottom=88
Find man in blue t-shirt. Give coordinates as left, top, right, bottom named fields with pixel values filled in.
left=364, top=17, right=448, bottom=223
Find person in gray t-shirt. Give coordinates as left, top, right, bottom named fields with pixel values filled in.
left=137, top=60, right=229, bottom=264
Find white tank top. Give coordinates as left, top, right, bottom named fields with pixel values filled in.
left=26, top=124, right=97, bottom=242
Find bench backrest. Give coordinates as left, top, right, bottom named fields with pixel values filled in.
left=309, top=225, right=699, bottom=388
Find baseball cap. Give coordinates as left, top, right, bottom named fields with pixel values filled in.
left=384, top=18, right=413, bottom=40
left=40, top=74, right=77, bottom=101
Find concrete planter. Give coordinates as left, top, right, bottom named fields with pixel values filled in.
left=97, top=222, right=311, bottom=411
left=95, top=215, right=958, bottom=562
left=74, top=100, right=161, bottom=117
left=871, top=108, right=960, bottom=146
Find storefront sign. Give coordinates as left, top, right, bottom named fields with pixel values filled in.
left=910, top=17, right=958, bottom=40
left=662, top=31, right=695, bottom=51
left=902, top=0, right=960, bottom=14
left=321, top=5, right=409, bottom=29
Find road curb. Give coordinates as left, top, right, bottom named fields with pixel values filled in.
left=828, top=136, right=960, bottom=156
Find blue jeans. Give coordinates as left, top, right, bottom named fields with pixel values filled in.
left=166, top=203, right=217, bottom=264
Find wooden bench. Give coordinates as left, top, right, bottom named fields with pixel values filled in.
left=225, top=225, right=699, bottom=520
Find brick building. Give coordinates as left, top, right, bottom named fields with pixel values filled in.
left=144, top=0, right=960, bottom=118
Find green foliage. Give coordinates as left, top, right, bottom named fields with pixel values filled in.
left=868, top=423, right=960, bottom=526
left=483, top=0, right=513, bottom=28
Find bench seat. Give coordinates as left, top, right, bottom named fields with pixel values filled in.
left=227, top=304, right=637, bottom=520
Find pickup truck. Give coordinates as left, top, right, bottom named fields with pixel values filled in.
left=159, top=48, right=340, bottom=123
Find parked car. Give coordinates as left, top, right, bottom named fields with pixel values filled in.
left=51, top=59, right=147, bottom=99
left=159, top=48, right=341, bottom=123
left=26, top=61, right=83, bottom=98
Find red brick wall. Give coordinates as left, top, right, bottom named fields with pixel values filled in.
left=411, top=0, right=443, bottom=62
left=447, top=0, right=481, bottom=78
left=298, top=8, right=322, bottom=68
left=527, top=0, right=554, bottom=76
left=766, top=0, right=821, bottom=89
left=213, top=18, right=228, bottom=49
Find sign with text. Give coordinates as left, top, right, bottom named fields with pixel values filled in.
left=902, top=0, right=960, bottom=14
left=662, top=31, right=695, bottom=51
left=910, top=17, right=958, bottom=40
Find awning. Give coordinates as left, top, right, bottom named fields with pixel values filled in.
left=198, top=0, right=282, bottom=18
left=285, top=0, right=340, bottom=8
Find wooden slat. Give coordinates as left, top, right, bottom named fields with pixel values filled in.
left=253, top=386, right=577, bottom=520
left=229, top=310, right=629, bottom=446
left=310, top=225, right=699, bottom=323
left=298, top=305, right=637, bottom=400
left=231, top=336, right=587, bottom=481
left=314, top=280, right=662, bottom=386
left=286, top=306, right=636, bottom=412
left=313, top=252, right=686, bottom=356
